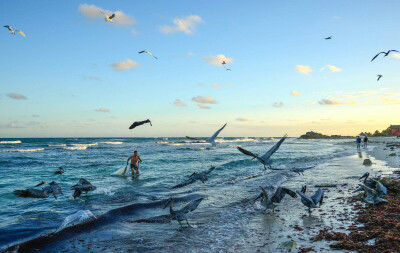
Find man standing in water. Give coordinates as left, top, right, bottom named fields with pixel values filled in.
left=127, top=151, right=142, bottom=175
left=356, top=136, right=361, bottom=150
left=363, top=135, right=369, bottom=148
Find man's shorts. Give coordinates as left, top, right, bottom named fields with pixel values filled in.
left=130, top=164, right=138, bottom=170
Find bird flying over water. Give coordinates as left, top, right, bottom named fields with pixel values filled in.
left=71, top=178, right=96, bottom=199
left=99, top=11, right=115, bottom=22
left=290, top=166, right=315, bottom=175
left=371, top=50, right=399, bottom=62
left=172, top=166, right=215, bottom=189
left=129, top=119, right=152, bottom=130
left=377, top=75, right=382, bottom=81
left=186, top=123, right=227, bottom=146
left=237, top=134, right=287, bottom=170
left=4, top=26, right=26, bottom=37
left=138, top=50, right=158, bottom=59
left=226, top=68, right=232, bottom=71
left=325, top=36, right=332, bottom=40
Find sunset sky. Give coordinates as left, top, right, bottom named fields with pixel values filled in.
left=1, top=0, right=400, bottom=137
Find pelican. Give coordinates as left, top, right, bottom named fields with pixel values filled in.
left=55, top=167, right=64, bottom=174
left=325, top=36, right=332, bottom=40
left=35, top=180, right=47, bottom=187
left=371, top=50, right=399, bottom=62
left=71, top=178, right=97, bottom=199
left=186, top=123, right=227, bottom=146
left=99, top=11, right=115, bottom=22
left=129, top=119, right=152, bottom=130
left=43, top=181, right=63, bottom=199
left=172, top=166, right=215, bottom=189
left=290, top=166, right=315, bottom=175
left=3, top=26, right=26, bottom=37
left=254, top=186, right=297, bottom=212
left=163, top=197, right=204, bottom=227
left=296, top=187, right=324, bottom=212
left=356, top=184, right=387, bottom=205
left=237, top=134, right=287, bottom=170
left=377, top=75, right=382, bottom=81
left=138, top=50, right=158, bottom=59
left=356, top=172, right=387, bottom=197
left=14, top=181, right=63, bottom=199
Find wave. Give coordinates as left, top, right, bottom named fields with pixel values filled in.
left=63, top=146, right=87, bottom=150
left=100, top=142, right=123, bottom=145
left=48, top=144, right=67, bottom=147
left=71, top=143, right=98, bottom=147
left=0, top=140, right=21, bottom=144
left=0, top=148, right=44, bottom=153
left=215, top=138, right=259, bottom=143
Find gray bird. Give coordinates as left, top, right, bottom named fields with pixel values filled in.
left=14, top=181, right=62, bottom=199
left=4, top=26, right=26, bottom=37
left=71, top=178, right=97, bottom=199
left=296, top=187, right=324, bottom=213
left=254, top=186, right=297, bottom=212
left=162, top=197, right=204, bottom=227
left=55, top=167, right=64, bottom=174
left=138, top=50, right=158, bottom=59
left=371, top=50, right=399, bottom=62
left=377, top=75, right=382, bottom=81
left=356, top=184, right=387, bottom=205
left=290, top=166, right=315, bottom=175
left=355, top=172, right=387, bottom=197
left=325, top=36, right=332, bottom=40
left=237, top=134, right=287, bottom=170
left=43, top=181, right=63, bottom=199
left=172, top=166, right=215, bottom=189
left=186, top=123, right=227, bottom=146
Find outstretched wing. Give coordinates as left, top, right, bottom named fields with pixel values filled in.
left=237, top=147, right=258, bottom=159
left=185, top=136, right=205, bottom=141
left=208, top=123, right=227, bottom=142
left=390, top=50, right=399, bottom=53
left=129, top=120, right=150, bottom=129
left=15, top=30, right=25, bottom=37
left=203, top=166, right=215, bottom=175
left=180, top=198, right=204, bottom=214
left=260, top=134, right=287, bottom=161
left=138, top=51, right=145, bottom=54
left=371, top=52, right=384, bottom=62
left=109, top=14, right=115, bottom=19
left=296, top=190, right=315, bottom=207
left=4, top=25, right=12, bottom=31
left=310, top=188, right=324, bottom=206
left=271, top=187, right=297, bottom=203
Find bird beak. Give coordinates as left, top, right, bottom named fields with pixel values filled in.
left=163, top=198, right=172, bottom=209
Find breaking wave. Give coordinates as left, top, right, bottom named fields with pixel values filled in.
left=0, top=140, right=22, bottom=144
left=63, top=146, right=87, bottom=150
left=100, top=142, right=123, bottom=145
left=48, top=144, right=67, bottom=147
left=0, top=148, right=44, bottom=153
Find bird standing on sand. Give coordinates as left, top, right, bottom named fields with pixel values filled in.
left=371, top=50, right=399, bottom=62
left=129, top=119, right=152, bottom=130
left=377, top=75, right=382, bottom=81
left=254, top=186, right=297, bottom=212
left=237, top=134, right=287, bottom=170
left=138, top=50, right=158, bottom=59
left=325, top=36, right=332, bottom=40
left=4, top=26, right=26, bottom=37
left=99, top=11, right=115, bottom=22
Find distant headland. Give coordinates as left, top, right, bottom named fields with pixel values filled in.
left=300, top=126, right=398, bottom=139
left=299, top=131, right=353, bottom=139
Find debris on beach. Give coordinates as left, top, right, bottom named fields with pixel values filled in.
left=363, top=159, right=372, bottom=165
left=281, top=240, right=297, bottom=252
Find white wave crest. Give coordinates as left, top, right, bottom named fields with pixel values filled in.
left=0, top=140, right=22, bottom=144
left=71, top=143, right=98, bottom=147
left=100, top=142, right=123, bottom=145
left=48, top=144, right=67, bottom=147
left=64, top=146, right=87, bottom=150
left=215, top=138, right=258, bottom=143
left=1, top=148, right=44, bottom=153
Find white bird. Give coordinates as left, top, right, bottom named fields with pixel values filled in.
left=138, top=50, right=158, bottom=59
left=99, top=11, right=115, bottom=22
left=186, top=123, right=227, bottom=146
left=4, top=26, right=26, bottom=37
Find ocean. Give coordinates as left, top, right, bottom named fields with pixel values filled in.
left=0, top=137, right=356, bottom=251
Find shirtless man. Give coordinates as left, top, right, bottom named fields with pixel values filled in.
left=127, top=151, right=142, bottom=175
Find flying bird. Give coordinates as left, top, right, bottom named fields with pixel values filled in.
left=99, top=11, right=115, bottom=22
left=71, top=178, right=97, bottom=199
left=186, top=123, right=227, bottom=146
left=237, top=134, right=287, bottom=170
left=254, top=186, right=297, bottom=212
left=172, top=166, right=215, bottom=189
left=138, top=50, right=158, bottom=59
left=4, top=26, right=26, bottom=37
left=371, top=50, right=399, bottom=62
left=226, top=68, right=232, bottom=71
left=377, top=75, right=382, bottom=81
left=290, top=166, right=315, bottom=175
left=129, top=119, right=152, bottom=130
left=325, top=36, right=332, bottom=40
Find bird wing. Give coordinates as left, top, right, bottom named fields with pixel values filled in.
left=109, top=14, right=115, bottom=19
left=271, top=187, right=297, bottom=203
left=390, top=50, right=399, bottom=53
left=208, top=123, right=227, bottom=143
left=180, top=198, right=204, bottom=214
left=311, top=188, right=324, bottom=206
left=138, top=51, right=145, bottom=54
left=371, top=52, right=384, bottom=62
left=260, top=134, right=287, bottom=161
left=15, top=30, right=25, bottom=37
left=237, top=146, right=258, bottom=159
left=129, top=120, right=150, bottom=129
left=4, top=25, right=12, bottom=31
left=99, top=11, right=107, bottom=17
left=203, top=166, right=216, bottom=175
left=35, top=181, right=46, bottom=187
left=296, top=191, right=315, bottom=207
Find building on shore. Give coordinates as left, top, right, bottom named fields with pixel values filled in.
left=389, top=125, right=400, bottom=136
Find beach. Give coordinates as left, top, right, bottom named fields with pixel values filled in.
left=1, top=137, right=399, bottom=252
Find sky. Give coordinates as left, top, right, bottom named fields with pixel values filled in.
left=1, top=0, right=400, bottom=138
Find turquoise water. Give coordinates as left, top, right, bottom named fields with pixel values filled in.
left=0, top=137, right=355, bottom=250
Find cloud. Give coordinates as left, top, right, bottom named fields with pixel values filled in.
left=318, top=99, right=342, bottom=105
left=189, top=120, right=197, bottom=123
left=202, top=54, right=233, bottom=66
left=188, top=52, right=196, bottom=56
left=130, top=28, right=139, bottom=35
left=7, top=93, right=27, bottom=100
left=295, top=65, right=312, bottom=74
left=380, top=97, right=400, bottom=104
left=32, top=115, right=40, bottom=117
left=198, top=104, right=210, bottom=109
left=78, top=4, right=136, bottom=26
left=236, top=117, right=252, bottom=122
left=83, top=75, right=101, bottom=81
left=111, top=59, right=139, bottom=71
left=159, top=15, right=203, bottom=34
left=290, top=90, right=302, bottom=96
left=320, top=65, right=342, bottom=72
left=1, top=123, right=24, bottom=129
left=95, top=108, right=110, bottom=112
left=192, top=96, right=217, bottom=104
left=392, top=53, right=400, bottom=59
left=173, top=99, right=187, bottom=107
left=210, top=83, right=221, bottom=88
left=273, top=102, right=284, bottom=108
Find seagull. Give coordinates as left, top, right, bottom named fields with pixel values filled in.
left=186, top=123, right=227, bottom=146
left=237, top=134, right=287, bottom=170
left=325, top=36, right=332, bottom=40
left=377, top=75, right=382, bottom=81
left=296, top=187, right=324, bottom=213
left=371, top=50, right=399, bottom=62
left=55, top=167, right=64, bottom=174
left=99, top=11, right=115, bottom=22
left=254, top=186, right=297, bottom=212
left=163, top=197, right=204, bottom=227
left=3, top=26, right=26, bottom=37
left=129, top=119, right=152, bottom=130
left=138, top=50, right=158, bottom=59
left=71, top=178, right=97, bottom=199
left=290, top=166, right=315, bottom=175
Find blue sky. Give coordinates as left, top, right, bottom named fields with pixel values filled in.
left=1, top=0, right=400, bottom=137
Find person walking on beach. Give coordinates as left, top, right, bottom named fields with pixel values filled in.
left=356, top=136, right=361, bottom=150
left=127, top=151, right=142, bottom=175
left=363, top=135, right=369, bottom=148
